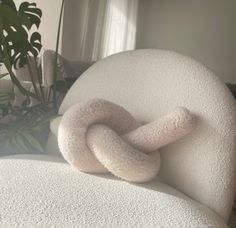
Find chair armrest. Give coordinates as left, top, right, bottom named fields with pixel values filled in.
left=50, top=116, right=62, bottom=136
left=46, top=116, right=62, bottom=156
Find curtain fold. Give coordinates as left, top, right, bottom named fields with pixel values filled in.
left=78, top=0, right=139, bottom=62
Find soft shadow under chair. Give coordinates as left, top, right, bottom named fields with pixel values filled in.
left=1, top=49, right=236, bottom=227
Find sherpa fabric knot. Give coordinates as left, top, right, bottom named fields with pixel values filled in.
left=58, top=99, right=195, bottom=183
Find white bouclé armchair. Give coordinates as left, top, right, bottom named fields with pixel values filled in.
left=1, top=49, right=236, bottom=227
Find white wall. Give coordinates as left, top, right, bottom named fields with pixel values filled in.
left=14, top=0, right=63, bottom=52
left=137, top=0, right=236, bottom=84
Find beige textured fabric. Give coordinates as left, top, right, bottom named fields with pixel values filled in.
left=58, top=98, right=194, bottom=182
left=58, top=49, right=236, bottom=220
left=0, top=154, right=228, bottom=228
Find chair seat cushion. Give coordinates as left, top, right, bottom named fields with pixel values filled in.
left=0, top=155, right=227, bottom=228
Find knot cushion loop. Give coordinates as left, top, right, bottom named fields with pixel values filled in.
left=58, top=99, right=140, bottom=173
left=87, top=124, right=161, bottom=182
left=58, top=99, right=195, bottom=182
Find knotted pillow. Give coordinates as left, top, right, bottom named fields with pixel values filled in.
left=58, top=99, right=195, bottom=183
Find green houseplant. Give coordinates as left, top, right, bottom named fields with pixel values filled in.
left=0, top=0, right=42, bottom=98
left=0, top=0, right=65, bottom=155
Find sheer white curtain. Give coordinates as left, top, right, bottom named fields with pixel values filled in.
left=79, top=0, right=139, bottom=62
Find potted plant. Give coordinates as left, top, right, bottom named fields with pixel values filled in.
left=0, top=0, right=65, bottom=155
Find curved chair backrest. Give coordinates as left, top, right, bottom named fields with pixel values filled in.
left=59, top=49, right=236, bottom=220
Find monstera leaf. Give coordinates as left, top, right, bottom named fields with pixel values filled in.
left=19, top=2, right=42, bottom=29
left=0, top=0, right=42, bottom=68
left=5, top=31, right=42, bottom=68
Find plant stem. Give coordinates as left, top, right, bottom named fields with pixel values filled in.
left=33, top=57, right=45, bottom=103
left=26, top=56, right=40, bottom=99
left=52, top=0, right=65, bottom=111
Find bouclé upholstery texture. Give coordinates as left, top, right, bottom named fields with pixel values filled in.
left=58, top=99, right=195, bottom=182
left=0, top=155, right=228, bottom=228
left=58, top=49, right=236, bottom=220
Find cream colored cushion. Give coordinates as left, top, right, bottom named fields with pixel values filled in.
left=0, top=155, right=228, bottom=228
left=57, top=49, right=236, bottom=220
left=58, top=98, right=194, bottom=182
